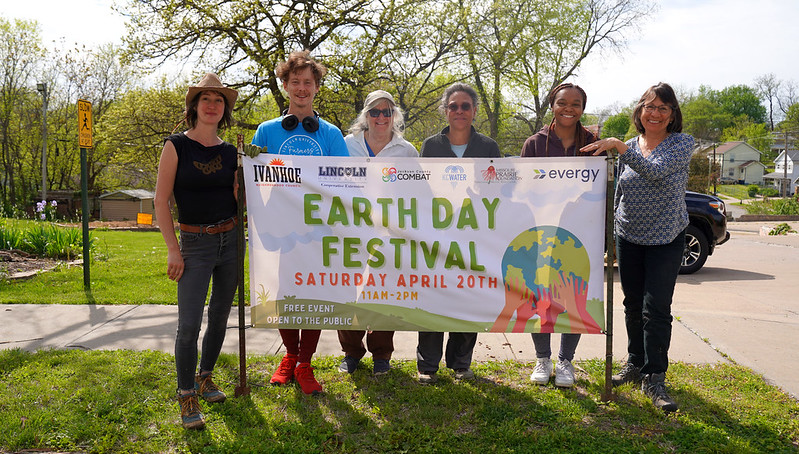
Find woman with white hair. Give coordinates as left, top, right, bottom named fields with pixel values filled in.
left=337, top=90, right=417, bottom=376
left=344, top=90, right=418, bottom=158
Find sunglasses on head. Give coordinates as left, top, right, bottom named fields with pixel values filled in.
left=447, top=102, right=473, bottom=112
left=368, top=108, right=393, bottom=118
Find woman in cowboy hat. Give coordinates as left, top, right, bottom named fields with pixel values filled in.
left=154, top=73, right=239, bottom=430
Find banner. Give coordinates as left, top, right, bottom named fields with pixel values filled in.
left=245, top=155, right=607, bottom=334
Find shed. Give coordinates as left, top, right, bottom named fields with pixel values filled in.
left=98, top=189, right=155, bottom=221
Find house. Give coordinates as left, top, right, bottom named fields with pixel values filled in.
left=711, top=141, right=765, bottom=185
left=763, top=150, right=799, bottom=195
left=98, top=189, right=155, bottom=221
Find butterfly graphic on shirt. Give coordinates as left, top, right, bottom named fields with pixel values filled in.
left=193, top=155, right=222, bottom=175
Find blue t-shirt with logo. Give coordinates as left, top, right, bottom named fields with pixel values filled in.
left=251, top=116, right=349, bottom=156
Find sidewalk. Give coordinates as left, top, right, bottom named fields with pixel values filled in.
left=0, top=298, right=724, bottom=366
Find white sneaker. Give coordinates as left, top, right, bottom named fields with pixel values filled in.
left=555, top=359, right=575, bottom=388
left=530, top=358, right=553, bottom=385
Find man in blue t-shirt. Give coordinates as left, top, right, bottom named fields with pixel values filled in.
left=251, top=51, right=348, bottom=156
left=251, top=50, right=347, bottom=398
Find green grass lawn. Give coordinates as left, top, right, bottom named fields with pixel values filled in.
left=0, top=226, right=249, bottom=305
left=1, top=350, right=797, bottom=453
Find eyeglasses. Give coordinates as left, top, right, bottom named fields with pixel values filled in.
left=643, top=104, right=673, bottom=114
left=447, top=102, right=473, bottom=112
left=368, top=108, right=393, bottom=118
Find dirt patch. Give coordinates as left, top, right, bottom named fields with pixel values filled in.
left=0, top=250, right=63, bottom=278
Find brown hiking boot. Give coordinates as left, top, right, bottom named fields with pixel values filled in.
left=195, top=371, right=226, bottom=403
left=642, top=373, right=679, bottom=413
left=177, top=390, right=205, bottom=430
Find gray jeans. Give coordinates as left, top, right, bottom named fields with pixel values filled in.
left=175, top=228, right=237, bottom=390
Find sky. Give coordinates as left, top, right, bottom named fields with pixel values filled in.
left=2, top=0, right=798, bottom=113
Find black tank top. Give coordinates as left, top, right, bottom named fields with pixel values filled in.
left=167, top=132, right=237, bottom=225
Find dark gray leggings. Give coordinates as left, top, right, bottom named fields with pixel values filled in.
left=531, top=333, right=581, bottom=361
left=175, top=229, right=237, bottom=390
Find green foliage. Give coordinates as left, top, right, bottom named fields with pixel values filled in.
left=711, top=85, right=767, bottom=124
left=1, top=351, right=798, bottom=453
left=760, top=187, right=779, bottom=197
left=720, top=117, right=774, bottom=161
left=600, top=112, right=630, bottom=140
left=769, top=223, right=796, bottom=235
left=0, top=219, right=90, bottom=260
left=687, top=152, right=711, bottom=193
left=745, top=197, right=799, bottom=215
left=747, top=184, right=759, bottom=197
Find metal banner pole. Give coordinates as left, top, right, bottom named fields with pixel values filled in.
left=81, top=146, right=90, bottom=291
left=235, top=134, right=251, bottom=397
left=602, top=156, right=616, bottom=402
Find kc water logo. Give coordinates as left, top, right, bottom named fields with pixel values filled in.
left=252, top=158, right=302, bottom=186
left=442, top=165, right=468, bottom=187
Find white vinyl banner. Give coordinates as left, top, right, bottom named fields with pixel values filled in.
left=245, top=155, right=607, bottom=334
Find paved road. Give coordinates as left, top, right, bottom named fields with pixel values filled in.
left=2, top=221, right=798, bottom=399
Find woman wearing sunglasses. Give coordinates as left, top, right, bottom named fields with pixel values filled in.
left=416, top=82, right=501, bottom=384
left=338, top=90, right=417, bottom=376
left=344, top=89, right=417, bottom=158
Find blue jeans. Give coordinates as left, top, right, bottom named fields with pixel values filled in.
left=616, top=230, right=685, bottom=375
left=175, top=228, right=237, bottom=390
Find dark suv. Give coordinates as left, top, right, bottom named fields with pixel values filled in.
left=682, top=191, right=730, bottom=274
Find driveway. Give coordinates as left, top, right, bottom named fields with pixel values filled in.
left=671, top=220, right=799, bottom=399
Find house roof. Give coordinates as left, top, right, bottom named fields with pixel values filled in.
left=738, top=160, right=765, bottom=169
left=99, top=189, right=155, bottom=200
left=715, top=141, right=762, bottom=155
left=774, top=150, right=799, bottom=163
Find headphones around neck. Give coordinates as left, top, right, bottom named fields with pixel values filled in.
left=281, top=109, right=320, bottom=133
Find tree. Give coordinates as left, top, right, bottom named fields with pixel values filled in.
left=600, top=111, right=631, bottom=140
left=720, top=117, right=774, bottom=162
left=0, top=17, right=44, bottom=209
left=681, top=90, right=731, bottom=142
left=711, top=85, right=766, bottom=125
left=512, top=0, right=655, bottom=133
left=754, top=73, right=780, bottom=130
left=118, top=0, right=388, bottom=127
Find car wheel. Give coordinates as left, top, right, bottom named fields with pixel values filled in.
left=680, top=224, right=708, bottom=274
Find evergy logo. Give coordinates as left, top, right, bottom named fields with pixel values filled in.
left=533, top=168, right=600, bottom=183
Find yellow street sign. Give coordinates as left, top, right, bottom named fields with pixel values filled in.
left=78, top=99, right=93, bottom=148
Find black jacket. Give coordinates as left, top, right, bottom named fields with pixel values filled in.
left=420, top=126, right=502, bottom=158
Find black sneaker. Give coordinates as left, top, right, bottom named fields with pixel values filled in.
left=373, top=359, right=391, bottom=375
left=338, top=356, right=360, bottom=374
left=642, top=373, right=679, bottom=413
left=611, top=361, right=642, bottom=387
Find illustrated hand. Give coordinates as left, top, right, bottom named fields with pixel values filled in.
left=242, top=143, right=265, bottom=158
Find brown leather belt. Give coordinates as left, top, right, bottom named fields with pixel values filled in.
left=179, top=217, right=237, bottom=234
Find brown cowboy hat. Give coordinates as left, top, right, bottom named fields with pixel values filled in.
left=185, top=73, right=238, bottom=109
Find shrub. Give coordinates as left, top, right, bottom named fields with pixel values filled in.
left=747, top=185, right=759, bottom=197
left=760, top=187, right=779, bottom=197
